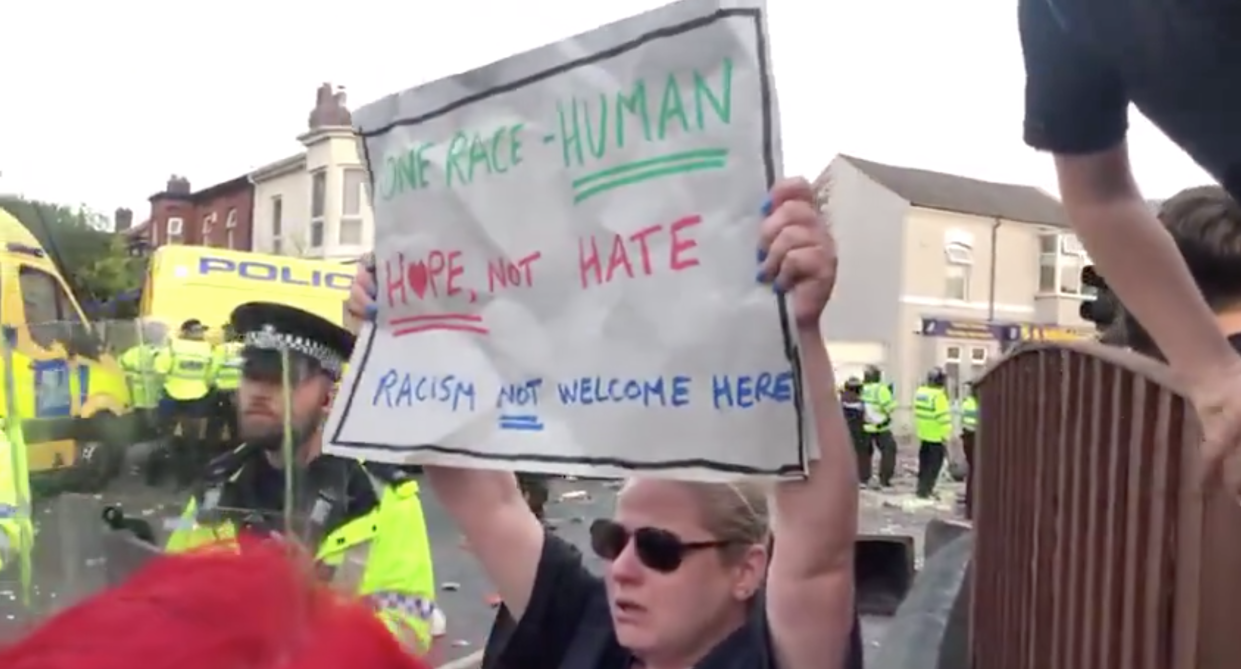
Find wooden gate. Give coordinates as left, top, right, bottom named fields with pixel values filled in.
left=971, top=341, right=1241, bottom=669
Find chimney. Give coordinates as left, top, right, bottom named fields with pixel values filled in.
left=114, top=207, right=133, bottom=231
left=166, top=175, right=191, bottom=195
left=308, top=83, right=353, bottom=130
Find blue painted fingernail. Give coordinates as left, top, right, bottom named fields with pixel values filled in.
left=757, top=248, right=767, bottom=263
left=366, top=284, right=377, bottom=299
left=364, top=304, right=378, bottom=321
left=756, top=269, right=766, bottom=284
left=760, top=196, right=773, bottom=216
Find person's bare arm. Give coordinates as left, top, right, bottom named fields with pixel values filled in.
left=422, top=468, right=546, bottom=618
left=1055, top=147, right=1237, bottom=376
left=766, top=328, right=858, bottom=669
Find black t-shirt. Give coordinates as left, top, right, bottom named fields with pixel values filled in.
left=481, top=532, right=865, bottom=669
left=1019, top=0, right=1241, bottom=199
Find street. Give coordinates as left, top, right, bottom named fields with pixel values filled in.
left=0, top=455, right=963, bottom=665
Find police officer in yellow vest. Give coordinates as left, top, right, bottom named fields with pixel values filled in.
left=913, top=368, right=953, bottom=499
left=860, top=366, right=898, bottom=487
left=163, top=302, right=443, bottom=652
left=207, top=324, right=244, bottom=455
left=0, top=417, right=32, bottom=574
left=119, top=321, right=168, bottom=436
left=153, top=319, right=215, bottom=487
left=960, top=382, right=979, bottom=517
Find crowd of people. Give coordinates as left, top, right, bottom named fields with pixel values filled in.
left=2, top=1, right=1241, bottom=667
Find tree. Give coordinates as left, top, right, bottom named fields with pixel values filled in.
left=0, top=195, right=144, bottom=306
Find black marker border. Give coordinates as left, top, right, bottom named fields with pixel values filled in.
left=335, top=7, right=807, bottom=477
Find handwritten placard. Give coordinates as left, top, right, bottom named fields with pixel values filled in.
left=325, top=0, right=810, bottom=480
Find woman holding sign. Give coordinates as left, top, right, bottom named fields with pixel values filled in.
left=346, top=178, right=859, bottom=669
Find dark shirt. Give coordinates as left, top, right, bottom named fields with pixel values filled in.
left=204, top=452, right=381, bottom=540
left=1020, top=0, right=1241, bottom=198
left=481, top=532, right=865, bottom=669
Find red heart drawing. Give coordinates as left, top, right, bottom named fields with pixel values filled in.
left=407, top=262, right=430, bottom=299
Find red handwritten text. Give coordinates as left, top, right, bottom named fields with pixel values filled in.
left=385, top=250, right=469, bottom=305
left=578, top=215, right=702, bottom=289
left=487, top=251, right=544, bottom=293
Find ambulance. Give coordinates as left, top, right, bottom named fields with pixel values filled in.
left=140, top=246, right=354, bottom=333
left=0, top=206, right=137, bottom=493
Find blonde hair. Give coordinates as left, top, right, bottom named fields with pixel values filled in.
left=683, top=480, right=771, bottom=557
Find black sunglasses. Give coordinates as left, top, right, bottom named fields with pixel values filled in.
left=589, top=519, right=732, bottom=573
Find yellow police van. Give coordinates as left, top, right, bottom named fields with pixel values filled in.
left=140, top=246, right=354, bottom=332
left=0, top=206, right=136, bottom=493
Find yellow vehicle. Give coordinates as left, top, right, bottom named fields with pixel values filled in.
left=0, top=206, right=137, bottom=492
left=140, top=246, right=353, bottom=332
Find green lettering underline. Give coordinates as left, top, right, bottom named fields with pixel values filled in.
left=571, top=148, right=729, bottom=204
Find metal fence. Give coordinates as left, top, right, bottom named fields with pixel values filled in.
left=972, top=341, right=1241, bottom=669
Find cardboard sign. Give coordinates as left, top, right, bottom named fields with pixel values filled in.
left=326, top=0, right=811, bottom=480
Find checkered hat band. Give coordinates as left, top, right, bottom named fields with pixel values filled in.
left=244, top=329, right=342, bottom=375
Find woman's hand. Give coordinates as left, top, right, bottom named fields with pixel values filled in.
left=756, top=177, right=836, bottom=330
left=343, top=253, right=378, bottom=335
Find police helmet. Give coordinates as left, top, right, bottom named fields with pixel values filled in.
left=180, top=318, right=205, bottom=335
left=843, top=376, right=863, bottom=391
left=927, top=367, right=948, bottom=386
left=863, top=365, right=881, bottom=383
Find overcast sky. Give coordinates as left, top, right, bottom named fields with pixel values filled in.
left=0, top=0, right=1212, bottom=221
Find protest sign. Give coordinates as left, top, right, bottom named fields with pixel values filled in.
left=325, top=0, right=811, bottom=480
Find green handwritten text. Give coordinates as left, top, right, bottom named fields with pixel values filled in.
left=556, top=59, right=734, bottom=169
left=443, top=124, right=527, bottom=188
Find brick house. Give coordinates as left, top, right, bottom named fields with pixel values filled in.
left=145, top=174, right=255, bottom=251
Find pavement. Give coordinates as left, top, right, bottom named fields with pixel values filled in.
left=0, top=446, right=966, bottom=666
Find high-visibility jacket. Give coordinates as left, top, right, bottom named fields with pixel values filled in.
left=961, top=396, right=979, bottom=433
left=0, top=418, right=32, bottom=573
left=861, top=382, right=895, bottom=434
left=164, top=449, right=443, bottom=651
left=119, top=344, right=164, bottom=409
left=913, top=385, right=952, bottom=443
left=154, top=338, right=213, bottom=400
left=210, top=342, right=244, bottom=391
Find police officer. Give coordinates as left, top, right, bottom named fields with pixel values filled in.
left=207, top=324, right=244, bottom=455
left=153, top=319, right=214, bottom=487
left=839, top=377, right=868, bottom=485
left=163, top=302, right=443, bottom=652
left=913, top=368, right=952, bottom=499
left=960, top=382, right=979, bottom=517
left=860, top=366, right=897, bottom=487
left=119, top=321, right=167, bottom=439
left=0, top=417, right=32, bottom=574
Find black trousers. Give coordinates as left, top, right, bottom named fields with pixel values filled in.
left=917, top=440, right=947, bottom=497
left=517, top=473, right=550, bottom=520
left=862, top=430, right=898, bottom=485
left=962, top=430, right=976, bottom=517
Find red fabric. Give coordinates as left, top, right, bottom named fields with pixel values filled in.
left=0, top=537, right=429, bottom=669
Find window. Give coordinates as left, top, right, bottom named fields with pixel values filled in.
left=226, top=227, right=235, bottom=250
left=271, top=196, right=283, bottom=254
left=310, top=171, right=326, bottom=248
left=943, top=345, right=962, bottom=400
left=225, top=208, right=237, bottom=229
left=340, top=169, right=366, bottom=245
left=944, top=242, right=972, bottom=300
left=945, top=264, right=970, bottom=300
left=19, top=267, right=78, bottom=350
left=202, top=212, right=217, bottom=240
left=166, top=216, right=183, bottom=240
left=1039, top=232, right=1092, bottom=296
left=969, top=347, right=988, bottom=386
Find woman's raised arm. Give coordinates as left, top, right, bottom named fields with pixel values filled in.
left=756, top=178, right=859, bottom=669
